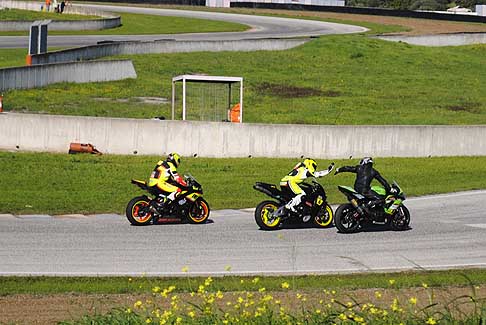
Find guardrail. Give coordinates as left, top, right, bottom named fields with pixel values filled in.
left=30, top=38, right=311, bottom=64
left=0, top=0, right=121, bottom=31
left=0, top=60, right=136, bottom=91
left=1, top=113, right=485, bottom=158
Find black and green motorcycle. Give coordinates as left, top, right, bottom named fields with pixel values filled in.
left=334, top=182, right=410, bottom=233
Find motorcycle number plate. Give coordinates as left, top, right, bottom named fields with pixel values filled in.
left=316, top=196, right=323, bottom=205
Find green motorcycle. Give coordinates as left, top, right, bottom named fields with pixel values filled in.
left=334, top=181, right=410, bottom=233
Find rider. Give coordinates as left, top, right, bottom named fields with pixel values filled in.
left=147, top=152, right=187, bottom=208
left=334, top=157, right=391, bottom=207
left=280, top=158, right=334, bottom=212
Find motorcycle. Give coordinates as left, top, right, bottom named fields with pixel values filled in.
left=253, top=179, right=333, bottom=230
left=334, top=181, right=410, bottom=233
left=126, top=174, right=210, bottom=226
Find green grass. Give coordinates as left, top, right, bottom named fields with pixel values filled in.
left=0, top=9, right=248, bottom=36
left=1, top=269, right=486, bottom=295
left=3, top=34, right=485, bottom=124
left=0, top=152, right=485, bottom=215
left=0, top=7, right=98, bottom=21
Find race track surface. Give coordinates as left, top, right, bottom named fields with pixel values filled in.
left=1, top=190, right=485, bottom=276
left=0, top=4, right=367, bottom=48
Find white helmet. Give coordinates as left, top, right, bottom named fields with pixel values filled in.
left=359, top=157, right=373, bottom=166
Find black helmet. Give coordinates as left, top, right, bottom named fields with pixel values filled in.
left=359, top=157, right=373, bottom=166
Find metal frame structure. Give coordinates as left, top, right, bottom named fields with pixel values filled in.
left=171, top=74, right=243, bottom=123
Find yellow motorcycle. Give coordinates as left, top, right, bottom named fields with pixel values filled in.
left=126, top=175, right=210, bottom=226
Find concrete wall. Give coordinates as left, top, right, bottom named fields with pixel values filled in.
left=1, top=113, right=485, bottom=158
left=0, top=60, right=136, bottom=91
left=31, top=38, right=311, bottom=65
left=0, top=0, right=121, bottom=31
left=231, top=0, right=345, bottom=6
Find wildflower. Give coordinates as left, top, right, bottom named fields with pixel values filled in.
left=375, top=291, right=382, bottom=298
left=252, top=277, right=260, bottom=284
left=281, top=282, right=290, bottom=289
left=240, top=279, right=245, bottom=284
left=238, top=296, right=244, bottom=303
left=259, top=287, right=266, bottom=293
left=354, top=315, right=365, bottom=323
left=331, top=290, right=336, bottom=295
left=339, top=313, right=347, bottom=320
left=275, top=299, right=281, bottom=304
left=128, top=278, right=132, bottom=282
left=145, top=318, right=152, bottom=324
left=388, top=279, right=396, bottom=285
left=225, top=265, right=232, bottom=271
left=181, top=266, right=189, bottom=273
left=204, top=277, right=213, bottom=286
left=216, top=290, right=224, bottom=299
left=175, top=317, right=182, bottom=324
left=125, top=308, right=132, bottom=314
left=409, top=297, right=417, bottom=305
left=134, top=300, right=143, bottom=308
left=422, top=282, right=428, bottom=288
left=315, top=309, right=321, bottom=314
left=152, top=286, right=161, bottom=293
left=426, top=317, right=437, bottom=324
left=346, top=301, right=353, bottom=307
left=296, top=293, right=303, bottom=300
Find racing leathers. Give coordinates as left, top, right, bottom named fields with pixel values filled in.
left=335, top=164, right=391, bottom=204
left=147, top=159, right=187, bottom=205
left=280, top=161, right=334, bottom=212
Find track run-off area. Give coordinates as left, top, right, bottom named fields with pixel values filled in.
left=0, top=3, right=367, bottom=48
left=1, top=190, right=485, bottom=276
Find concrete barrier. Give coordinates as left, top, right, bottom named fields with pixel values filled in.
left=0, top=0, right=121, bottom=31
left=31, top=38, right=311, bottom=64
left=1, top=113, right=485, bottom=158
left=0, top=60, right=136, bottom=91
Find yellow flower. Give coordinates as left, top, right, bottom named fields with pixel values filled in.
left=331, top=290, right=336, bottom=295
left=388, top=279, right=396, bottom=285
left=375, top=291, right=382, bottom=298
left=422, top=282, right=428, bottom=288
left=175, top=317, right=182, bottom=324
left=125, top=308, right=132, bottom=314
left=426, top=317, right=437, bottom=324
left=134, top=300, right=143, bottom=308
left=225, top=265, right=232, bottom=271
left=216, top=290, right=224, bottom=299
left=339, top=313, right=347, bottom=320
left=259, top=287, right=266, bottom=293
left=240, top=279, right=245, bottom=284
left=145, top=318, right=152, bottom=324
left=296, top=293, right=303, bottom=300
left=204, top=277, right=213, bottom=286
left=152, top=286, right=161, bottom=293
left=409, top=297, right=417, bottom=305
left=252, top=277, right=260, bottom=284
left=128, top=278, right=132, bottom=282
left=315, top=309, right=321, bottom=314
left=281, top=282, right=290, bottom=289
left=181, top=266, right=189, bottom=273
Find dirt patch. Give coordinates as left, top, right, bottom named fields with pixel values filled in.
left=445, top=102, right=481, bottom=114
left=255, top=82, right=339, bottom=98
left=1, top=286, right=484, bottom=324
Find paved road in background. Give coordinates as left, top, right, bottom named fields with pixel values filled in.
left=0, top=4, right=367, bottom=48
left=1, top=190, right=485, bottom=276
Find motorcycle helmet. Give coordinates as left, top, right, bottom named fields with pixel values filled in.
left=167, top=152, right=181, bottom=167
left=359, top=157, right=373, bottom=166
left=303, top=158, right=317, bottom=174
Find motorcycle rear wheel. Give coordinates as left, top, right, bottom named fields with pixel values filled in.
left=390, top=205, right=410, bottom=231
left=255, top=200, right=281, bottom=230
left=335, top=203, right=361, bottom=233
left=126, top=196, right=153, bottom=226
left=187, top=198, right=210, bottom=224
left=313, top=203, right=334, bottom=228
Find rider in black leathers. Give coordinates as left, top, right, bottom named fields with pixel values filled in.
left=335, top=157, right=391, bottom=206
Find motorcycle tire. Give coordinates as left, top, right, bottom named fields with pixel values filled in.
left=313, top=203, right=334, bottom=228
left=335, top=203, right=361, bottom=233
left=187, top=198, right=210, bottom=224
left=126, top=196, right=153, bottom=226
left=255, top=200, right=281, bottom=231
left=390, top=205, right=410, bottom=231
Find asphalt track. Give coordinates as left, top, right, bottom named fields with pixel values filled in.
left=0, top=4, right=367, bottom=48
left=1, top=190, right=485, bottom=276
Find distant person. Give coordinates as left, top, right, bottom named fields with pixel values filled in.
left=60, top=1, right=65, bottom=13
left=53, top=0, right=59, bottom=13
left=45, top=0, right=51, bottom=12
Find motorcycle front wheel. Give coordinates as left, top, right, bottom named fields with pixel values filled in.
left=335, top=203, right=361, bottom=233
left=390, top=205, right=410, bottom=231
left=255, top=200, right=281, bottom=230
left=126, top=196, right=153, bottom=226
left=187, top=198, right=210, bottom=224
left=313, top=203, right=334, bottom=228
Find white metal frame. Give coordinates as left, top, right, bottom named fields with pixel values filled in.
left=171, top=75, right=244, bottom=123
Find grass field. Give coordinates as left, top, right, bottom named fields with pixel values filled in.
left=3, top=33, right=485, bottom=124
left=1, top=152, right=485, bottom=215
left=0, top=8, right=248, bottom=36
left=1, top=270, right=486, bottom=324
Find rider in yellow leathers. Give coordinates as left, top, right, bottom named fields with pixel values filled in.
left=280, top=158, right=334, bottom=212
left=147, top=152, right=188, bottom=208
